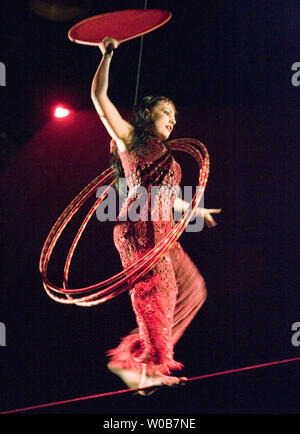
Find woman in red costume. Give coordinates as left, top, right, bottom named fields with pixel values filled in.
left=91, top=38, right=221, bottom=395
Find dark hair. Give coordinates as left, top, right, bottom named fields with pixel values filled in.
left=110, top=95, right=176, bottom=184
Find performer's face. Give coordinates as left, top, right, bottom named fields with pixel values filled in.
left=147, top=101, right=176, bottom=140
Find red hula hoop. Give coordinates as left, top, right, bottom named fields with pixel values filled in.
left=39, top=138, right=210, bottom=306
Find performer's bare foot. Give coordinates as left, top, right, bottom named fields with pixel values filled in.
left=107, top=362, right=187, bottom=396
left=107, top=362, right=141, bottom=389
left=137, top=364, right=187, bottom=396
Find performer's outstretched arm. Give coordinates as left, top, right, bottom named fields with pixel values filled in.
left=174, top=197, right=221, bottom=228
left=91, top=37, right=134, bottom=151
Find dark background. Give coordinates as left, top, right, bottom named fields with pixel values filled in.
left=0, top=0, right=299, bottom=417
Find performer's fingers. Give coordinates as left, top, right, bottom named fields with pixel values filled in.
left=98, top=37, right=120, bottom=55
left=207, top=208, right=222, bottom=214
left=102, top=37, right=120, bottom=49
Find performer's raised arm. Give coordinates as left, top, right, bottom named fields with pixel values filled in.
left=91, top=37, right=134, bottom=151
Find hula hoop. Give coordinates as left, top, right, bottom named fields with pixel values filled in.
left=39, top=138, right=209, bottom=306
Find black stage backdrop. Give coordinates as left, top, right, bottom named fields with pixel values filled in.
left=0, top=0, right=299, bottom=417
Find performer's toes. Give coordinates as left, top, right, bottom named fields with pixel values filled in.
left=158, top=375, right=181, bottom=386
left=137, top=374, right=186, bottom=395
left=178, top=376, right=188, bottom=386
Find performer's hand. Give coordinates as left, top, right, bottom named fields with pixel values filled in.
left=99, top=37, right=120, bottom=56
left=197, top=208, right=222, bottom=228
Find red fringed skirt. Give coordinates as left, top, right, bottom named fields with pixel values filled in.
left=107, top=224, right=207, bottom=376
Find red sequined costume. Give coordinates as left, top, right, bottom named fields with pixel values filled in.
left=107, top=137, right=207, bottom=376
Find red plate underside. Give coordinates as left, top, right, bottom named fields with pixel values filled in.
left=68, top=9, right=172, bottom=45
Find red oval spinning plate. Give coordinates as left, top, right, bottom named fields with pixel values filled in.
left=68, top=9, right=172, bottom=46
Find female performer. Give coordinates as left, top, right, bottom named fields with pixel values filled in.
left=91, top=38, right=221, bottom=395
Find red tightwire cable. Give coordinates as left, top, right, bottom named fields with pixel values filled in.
left=1, top=357, right=299, bottom=414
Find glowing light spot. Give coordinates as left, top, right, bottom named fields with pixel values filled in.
left=54, top=106, right=70, bottom=118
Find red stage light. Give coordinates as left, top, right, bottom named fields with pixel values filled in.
left=54, top=106, right=70, bottom=118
